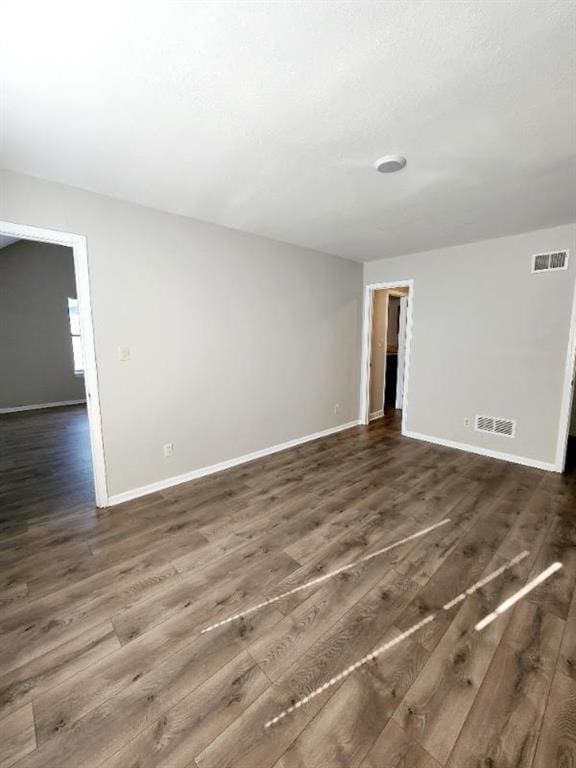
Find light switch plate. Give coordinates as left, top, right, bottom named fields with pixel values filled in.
left=118, top=345, right=131, bottom=362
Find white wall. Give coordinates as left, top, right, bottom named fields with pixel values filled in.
left=365, top=223, right=576, bottom=468
left=0, top=239, right=85, bottom=408
left=0, top=170, right=362, bottom=498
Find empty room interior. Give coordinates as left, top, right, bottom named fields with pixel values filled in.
left=0, top=2, right=575, bottom=767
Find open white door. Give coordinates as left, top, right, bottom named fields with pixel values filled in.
left=395, top=296, right=408, bottom=409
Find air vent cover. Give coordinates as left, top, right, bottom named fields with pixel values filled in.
left=532, top=250, right=569, bottom=273
left=475, top=414, right=516, bottom=438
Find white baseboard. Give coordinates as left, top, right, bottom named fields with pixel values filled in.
left=369, top=410, right=383, bottom=421
left=0, top=399, right=87, bottom=414
left=403, top=429, right=559, bottom=472
left=108, top=420, right=362, bottom=506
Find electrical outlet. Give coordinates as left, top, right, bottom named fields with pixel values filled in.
left=463, top=417, right=471, bottom=428
left=334, top=403, right=341, bottom=414
left=163, top=443, right=174, bottom=457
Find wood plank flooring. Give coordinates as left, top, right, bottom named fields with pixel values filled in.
left=0, top=405, right=575, bottom=767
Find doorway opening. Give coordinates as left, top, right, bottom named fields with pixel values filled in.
left=360, top=280, right=414, bottom=432
left=0, top=221, right=108, bottom=512
left=557, top=276, right=576, bottom=473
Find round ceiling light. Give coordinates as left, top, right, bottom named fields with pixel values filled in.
left=374, top=155, right=407, bottom=173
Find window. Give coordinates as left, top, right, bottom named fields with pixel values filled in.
left=67, top=297, right=84, bottom=375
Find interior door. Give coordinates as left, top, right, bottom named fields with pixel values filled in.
left=395, top=295, right=408, bottom=409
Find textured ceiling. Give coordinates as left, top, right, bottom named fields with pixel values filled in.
left=1, top=1, right=575, bottom=262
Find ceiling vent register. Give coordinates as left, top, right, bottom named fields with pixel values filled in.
left=532, top=250, right=569, bottom=273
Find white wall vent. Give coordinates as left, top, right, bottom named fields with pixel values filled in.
left=532, top=250, right=569, bottom=273
left=475, top=414, right=516, bottom=438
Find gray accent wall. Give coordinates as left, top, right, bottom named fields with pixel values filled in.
left=0, top=170, right=363, bottom=498
left=364, top=223, right=576, bottom=466
left=0, top=239, right=85, bottom=409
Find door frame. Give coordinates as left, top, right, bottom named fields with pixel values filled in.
left=0, top=220, right=109, bottom=506
left=360, top=279, right=415, bottom=431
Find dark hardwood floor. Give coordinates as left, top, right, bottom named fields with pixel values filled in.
left=0, top=406, right=575, bottom=768
left=0, top=405, right=94, bottom=531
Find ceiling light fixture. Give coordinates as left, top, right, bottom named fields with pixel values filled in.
left=374, top=155, right=407, bottom=173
